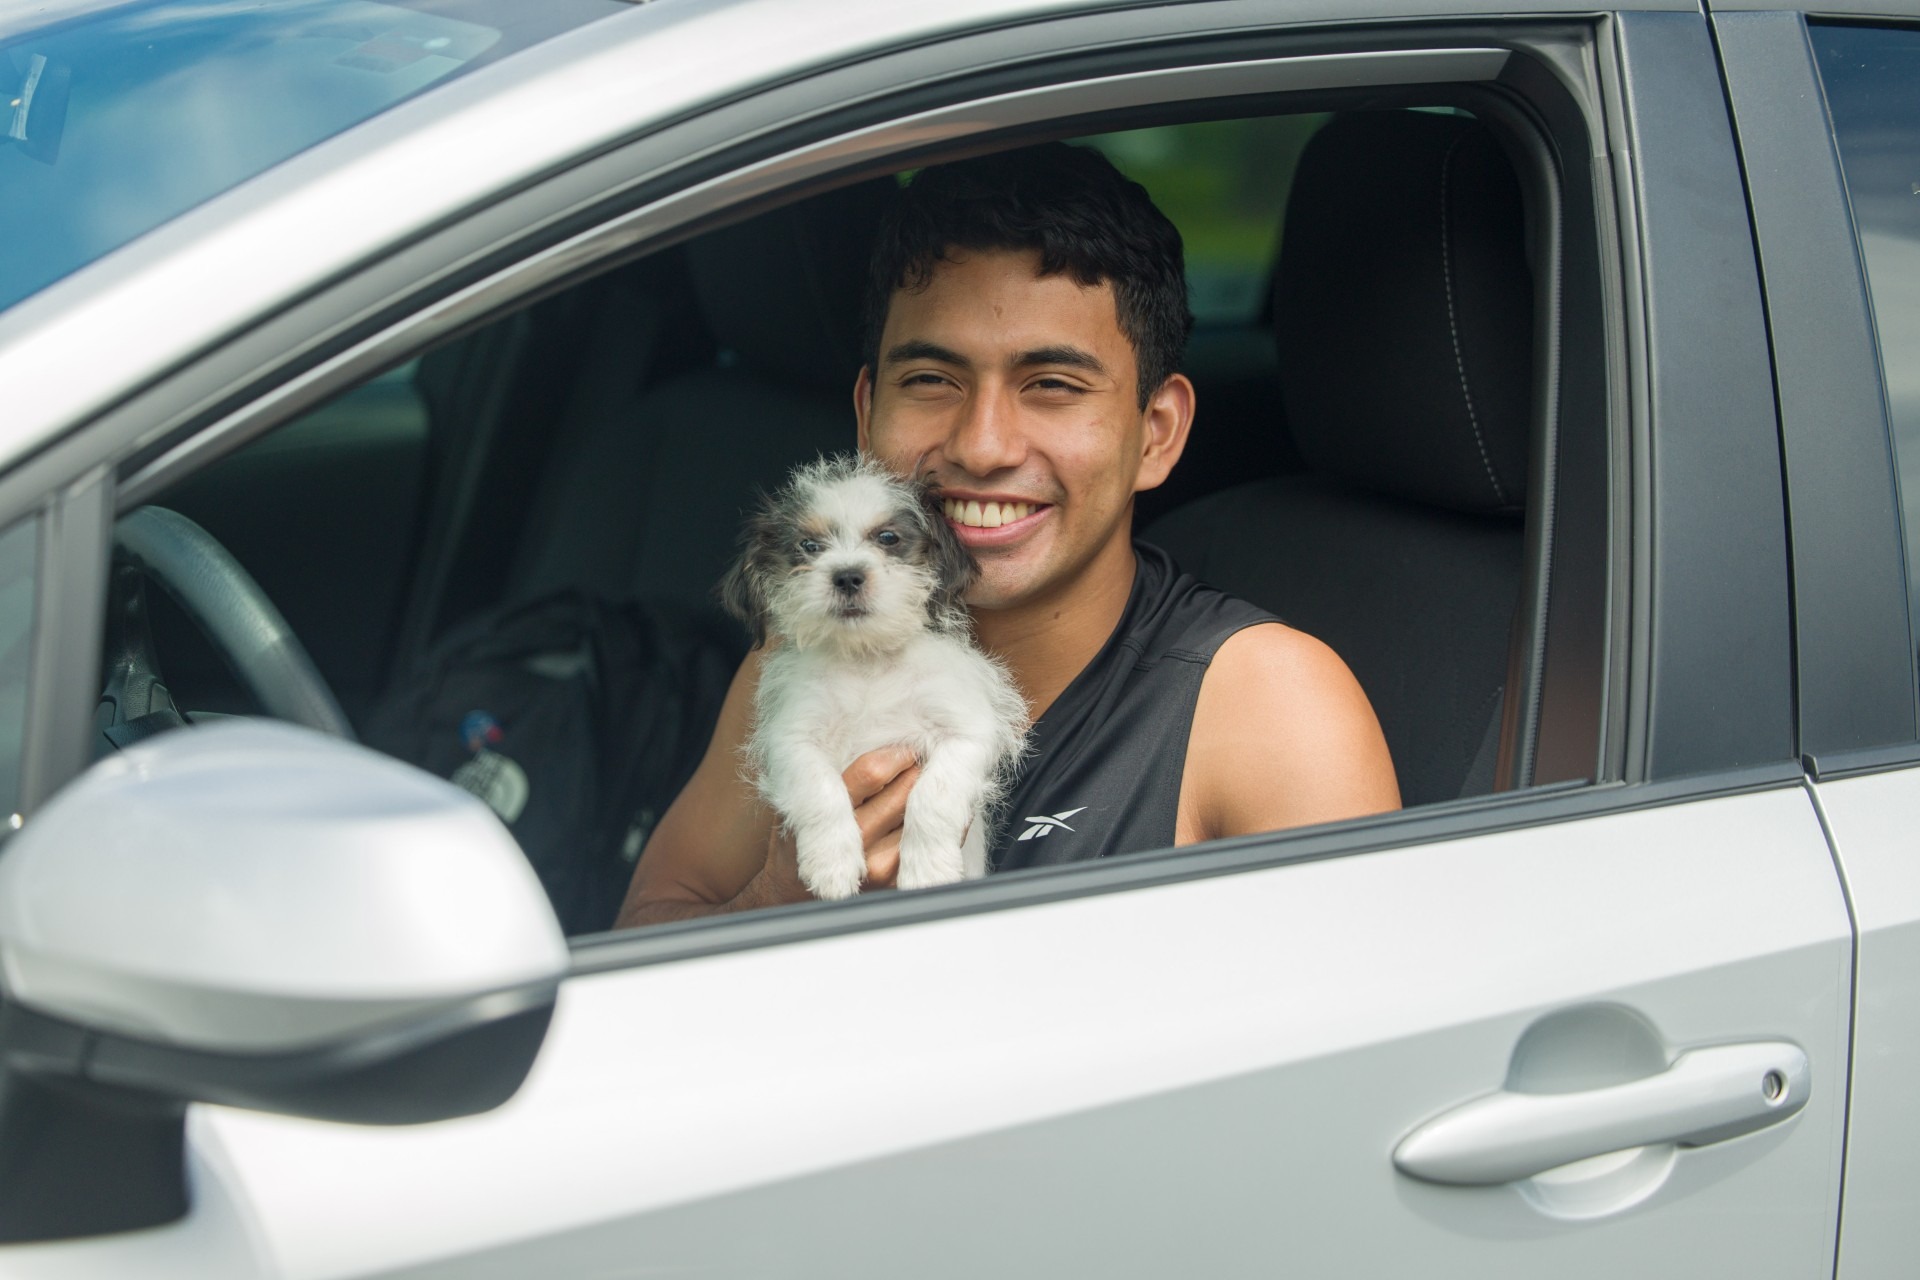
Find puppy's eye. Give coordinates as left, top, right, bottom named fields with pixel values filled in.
left=799, top=538, right=824, bottom=555
left=875, top=530, right=901, bottom=547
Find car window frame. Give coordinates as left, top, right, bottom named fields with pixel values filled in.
left=4, top=9, right=1796, bottom=968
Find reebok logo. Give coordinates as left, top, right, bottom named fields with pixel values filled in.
left=1017, top=807, right=1087, bottom=842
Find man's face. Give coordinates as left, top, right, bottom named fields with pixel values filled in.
left=856, top=247, right=1191, bottom=613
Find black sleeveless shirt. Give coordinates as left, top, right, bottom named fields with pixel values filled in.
left=987, top=543, right=1279, bottom=870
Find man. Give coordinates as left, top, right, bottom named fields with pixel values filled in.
left=616, top=143, right=1397, bottom=927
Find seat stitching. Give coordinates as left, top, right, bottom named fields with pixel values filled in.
left=1439, top=135, right=1509, bottom=507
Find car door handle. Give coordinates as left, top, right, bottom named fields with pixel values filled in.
left=1392, top=1040, right=1811, bottom=1186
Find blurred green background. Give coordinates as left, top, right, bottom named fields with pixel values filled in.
left=1083, top=113, right=1330, bottom=324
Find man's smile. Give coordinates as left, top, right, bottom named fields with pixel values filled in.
left=939, top=494, right=1053, bottom=545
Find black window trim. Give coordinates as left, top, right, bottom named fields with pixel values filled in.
left=1608, top=10, right=1798, bottom=783
left=15, top=474, right=108, bottom=818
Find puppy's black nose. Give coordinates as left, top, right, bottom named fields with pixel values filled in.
left=832, top=568, right=865, bottom=596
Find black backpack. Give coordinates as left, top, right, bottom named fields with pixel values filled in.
left=365, top=592, right=738, bottom=935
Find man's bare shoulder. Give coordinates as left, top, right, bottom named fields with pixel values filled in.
left=1178, top=622, right=1401, bottom=844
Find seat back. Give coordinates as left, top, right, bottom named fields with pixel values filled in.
left=1147, top=110, right=1534, bottom=805
left=507, top=180, right=893, bottom=611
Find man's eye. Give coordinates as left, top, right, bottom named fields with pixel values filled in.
left=799, top=539, right=824, bottom=555
left=875, top=530, right=901, bottom=547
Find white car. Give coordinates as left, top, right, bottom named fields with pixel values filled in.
left=0, top=0, right=1916, bottom=1275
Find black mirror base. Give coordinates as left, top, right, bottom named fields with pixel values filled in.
left=0, top=1069, right=187, bottom=1243
left=0, top=985, right=556, bottom=1242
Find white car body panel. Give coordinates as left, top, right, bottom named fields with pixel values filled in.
left=1809, top=769, right=1920, bottom=1278
left=135, top=786, right=1855, bottom=1279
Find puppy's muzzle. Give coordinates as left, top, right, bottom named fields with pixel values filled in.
left=829, top=565, right=868, bottom=616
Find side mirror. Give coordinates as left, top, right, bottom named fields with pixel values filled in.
left=0, top=721, right=568, bottom=1242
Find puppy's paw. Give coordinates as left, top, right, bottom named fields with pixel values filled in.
left=896, top=861, right=964, bottom=892
left=800, top=856, right=866, bottom=901
left=795, top=827, right=867, bottom=901
left=896, top=835, right=965, bottom=892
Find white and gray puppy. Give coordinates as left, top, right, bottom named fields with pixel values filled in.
left=721, top=454, right=1028, bottom=900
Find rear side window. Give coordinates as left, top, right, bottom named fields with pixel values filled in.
left=1814, top=23, right=1920, bottom=648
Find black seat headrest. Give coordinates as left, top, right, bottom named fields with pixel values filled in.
left=684, top=178, right=895, bottom=394
left=1275, top=112, right=1532, bottom=515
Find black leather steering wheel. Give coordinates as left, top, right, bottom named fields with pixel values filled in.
left=101, top=506, right=354, bottom=747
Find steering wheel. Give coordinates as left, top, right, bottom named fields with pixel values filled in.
left=100, top=506, right=354, bottom=749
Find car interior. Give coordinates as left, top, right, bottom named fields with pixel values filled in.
left=113, top=101, right=1556, bottom=935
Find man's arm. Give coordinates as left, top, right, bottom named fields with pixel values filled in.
left=615, top=649, right=919, bottom=928
left=1177, top=623, right=1400, bottom=844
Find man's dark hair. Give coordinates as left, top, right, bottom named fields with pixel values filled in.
left=862, top=142, right=1193, bottom=408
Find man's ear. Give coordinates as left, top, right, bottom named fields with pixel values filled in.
left=853, top=365, right=874, bottom=454
left=1134, top=372, right=1196, bottom=494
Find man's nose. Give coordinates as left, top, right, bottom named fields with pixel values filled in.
left=941, top=387, right=1026, bottom=477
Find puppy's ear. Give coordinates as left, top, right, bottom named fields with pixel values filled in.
left=718, top=496, right=782, bottom=647
left=920, top=488, right=979, bottom=629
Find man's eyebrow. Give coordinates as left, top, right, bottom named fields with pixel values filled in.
left=884, top=340, right=970, bottom=367
left=1015, top=345, right=1107, bottom=375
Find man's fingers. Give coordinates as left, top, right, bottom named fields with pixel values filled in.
left=843, top=744, right=919, bottom=804
left=855, top=763, right=918, bottom=845
left=862, top=830, right=901, bottom=892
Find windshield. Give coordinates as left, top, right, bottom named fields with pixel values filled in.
left=0, top=0, right=627, bottom=313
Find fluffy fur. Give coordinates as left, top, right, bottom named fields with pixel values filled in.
left=721, top=454, right=1029, bottom=900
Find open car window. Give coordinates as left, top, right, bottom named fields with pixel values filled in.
left=114, top=72, right=1587, bottom=937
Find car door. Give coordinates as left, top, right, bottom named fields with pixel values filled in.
left=0, top=2, right=1855, bottom=1277
left=1715, top=7, right=1920, bottom=1277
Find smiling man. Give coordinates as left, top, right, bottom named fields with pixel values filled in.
left=617, top=143, right=1398, bottom=926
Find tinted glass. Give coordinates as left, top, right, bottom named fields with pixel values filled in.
left=1814, top=24, right=1920, bottom=644
left=0, top=519, right=37, bottom=825
left=0, top=0, right=625, bottom=313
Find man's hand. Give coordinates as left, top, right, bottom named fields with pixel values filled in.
left=617, top=650, right=927, bottom=928
left=733, top=745, right=922, bottom=910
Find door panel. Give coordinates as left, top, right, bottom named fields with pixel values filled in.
left=191, top=785, right=1848, bottom=1278
left=1809, top=769, right=1920, bottom=1278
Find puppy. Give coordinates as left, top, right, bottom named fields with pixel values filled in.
left=721, top=454, right=1028, bottom=900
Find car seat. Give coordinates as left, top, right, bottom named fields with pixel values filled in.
left=506, top=178, right=894, bottom=613
left=370, top=181, right=894, bottom=930
left=1146, top=110, right=1533, bottom=807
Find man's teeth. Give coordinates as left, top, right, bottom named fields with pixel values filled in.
left=942, top=498, right=1037, bottom=528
